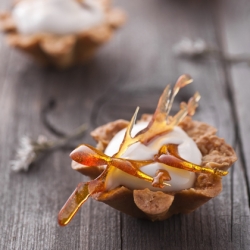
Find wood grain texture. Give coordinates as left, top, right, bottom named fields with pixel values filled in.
left=0, top=0, right=249, bottom=249
left=217, top=0, right=250, bottom=195
left=214, top=0, right=250, bottom=248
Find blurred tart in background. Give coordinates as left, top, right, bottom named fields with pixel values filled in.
left=0, top=0, right=126, bottom=68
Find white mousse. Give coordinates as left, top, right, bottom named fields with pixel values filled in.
left=104, top=122, right=202, bottom=192
left=12, top=0, right=105, bottom=35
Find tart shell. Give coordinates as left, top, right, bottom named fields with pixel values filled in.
left=72, top=116, right=237, bottom=220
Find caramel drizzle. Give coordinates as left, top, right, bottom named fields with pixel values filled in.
left=58, top=74, right=228, bottom=226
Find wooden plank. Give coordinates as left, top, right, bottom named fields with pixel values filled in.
left=216, top=0, right=250, bottom=193
left=231, top=147, right=250, bottom=249
left=214, top=0, right=250, bottom=248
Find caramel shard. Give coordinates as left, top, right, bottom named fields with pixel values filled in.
left=71, top=160, right=104, bottom=179
left=91, top=119, right=129, bottom=151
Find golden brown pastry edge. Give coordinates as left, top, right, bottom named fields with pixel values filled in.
left=73, top=116, right=237, bottom=220
left=0, top=0, right=126, bottom=68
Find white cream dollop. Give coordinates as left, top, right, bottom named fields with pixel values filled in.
left=104, top=122, right=202, bottom=192
left=12, top=0, right=105, bottom=35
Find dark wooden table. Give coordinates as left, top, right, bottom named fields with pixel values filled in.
left=0, top=0, right=250, bottom=249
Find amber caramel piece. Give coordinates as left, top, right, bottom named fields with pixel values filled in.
left=152, top=169, right=171, bottom=188
left=70, top=144, right=170, bottom=187
left=157, top=144, right=228, bottom=176
left=91, top=119, right=129, bottom=151
left=58, top=182, right=90, bottom=226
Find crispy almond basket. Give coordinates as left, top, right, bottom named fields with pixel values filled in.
left=84, top=116, right=236, bottom=220
left=0, top=0, right=125, bottom=68
left=58, top=75, right=237, bottom=226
